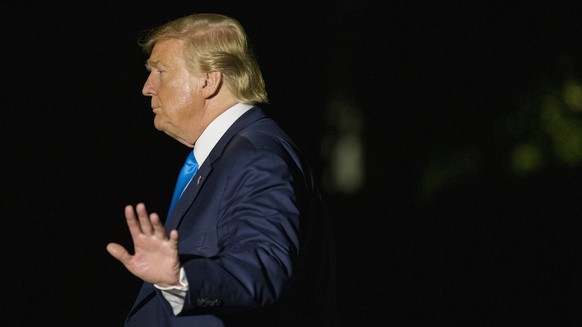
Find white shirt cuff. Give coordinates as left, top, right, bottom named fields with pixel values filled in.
left=154, top=268, right=189, bottom=315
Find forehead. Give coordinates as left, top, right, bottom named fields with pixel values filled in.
left=147, top=39, right=185, bottom=67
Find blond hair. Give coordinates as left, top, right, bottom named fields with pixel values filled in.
left=140, top=13, right=268, bottom=104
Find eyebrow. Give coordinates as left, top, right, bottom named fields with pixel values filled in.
left=145, top=59, right=161, bottom=70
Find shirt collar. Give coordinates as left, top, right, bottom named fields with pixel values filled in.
left=193, top=102, right=253, bottom=167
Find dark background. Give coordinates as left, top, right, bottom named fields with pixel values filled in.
left=2, top=1, right=582, bottom=325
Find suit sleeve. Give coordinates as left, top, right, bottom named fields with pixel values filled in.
left=178, top=143, right=303, bottom=315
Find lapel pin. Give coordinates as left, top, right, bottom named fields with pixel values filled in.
left=197, top=176, right=202, bottom=185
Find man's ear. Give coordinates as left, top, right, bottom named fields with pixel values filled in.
left=201, top=71, right=222, bottom=98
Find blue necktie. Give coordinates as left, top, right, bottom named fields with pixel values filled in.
left=168, top=151, right=198, bottom=217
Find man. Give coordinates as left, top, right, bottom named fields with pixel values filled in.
left=106, top=13, right=332, bottom=326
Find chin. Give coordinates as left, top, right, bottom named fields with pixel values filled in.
left=153, top=119, right=165, bottom=132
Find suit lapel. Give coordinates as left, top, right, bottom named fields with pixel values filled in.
left=164, top=107, right=267, bottom=232
left=164, top=163, right=212, bottom=232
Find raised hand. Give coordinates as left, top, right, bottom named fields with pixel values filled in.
left=106, top=203, right=181, bottom=287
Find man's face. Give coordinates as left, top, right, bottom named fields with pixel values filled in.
left=142, top=39, right=206, bottom=147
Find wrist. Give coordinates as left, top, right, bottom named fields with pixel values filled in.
left=154, top=268, right=189, bottom=290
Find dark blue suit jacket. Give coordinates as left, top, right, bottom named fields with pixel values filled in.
left=125, top=107, right=326, bottom=326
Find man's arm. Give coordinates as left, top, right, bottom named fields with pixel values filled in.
left=178, top=146, right=304, bottom=314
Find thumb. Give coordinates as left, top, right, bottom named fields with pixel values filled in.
left=106, top=243, right=131, bottom=264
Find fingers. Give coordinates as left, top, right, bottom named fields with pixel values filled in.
left=125, top=203, right=166, bottom=238
left=124, top=204, right=142, bottom=239
left=150, top=212, right=166, bottom=239
left=169, top=229, right=180, bottom=250
left=135, top=203, right=154, bottom=235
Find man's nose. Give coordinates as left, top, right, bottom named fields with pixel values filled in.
left=142, top=74, right=156, bottom=96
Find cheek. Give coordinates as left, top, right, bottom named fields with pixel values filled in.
left=175, top=87, right=201, bottom=113
left=159, top=87, right=182, bottom=113
left=160, top=79, right=201, bottom=119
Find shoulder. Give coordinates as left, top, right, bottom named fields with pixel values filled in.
left=208, top=107, right=304, bottom=172
left=228, top=118, right=300, bottom=164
